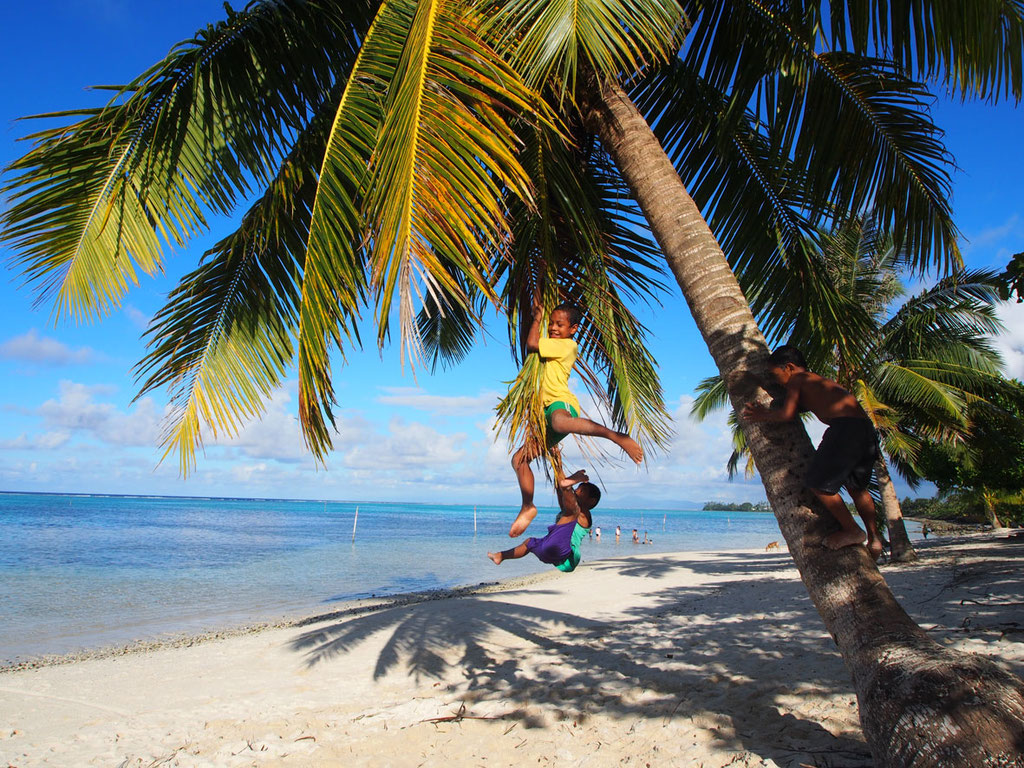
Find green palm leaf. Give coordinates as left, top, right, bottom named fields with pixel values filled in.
left=823, top=0, right=1024, bottom=101
left=481, top=0, right=685, bottom=101
left=2, top=0, right=373, bottom=321
left=133, top=102, right=336, bottom=475
left=298, top=0, right=552, bottom=460
left=656, top=3, right=962, bottom=272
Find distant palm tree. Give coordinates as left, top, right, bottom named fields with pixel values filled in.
left=694, top=218, right=1008, bottom=562
left=5, top=1, right=1024, bottom=762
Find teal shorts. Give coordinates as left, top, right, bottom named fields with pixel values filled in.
left=554, top=523, right=589, bottom=572
left=544, top=401, right=579, bottom=448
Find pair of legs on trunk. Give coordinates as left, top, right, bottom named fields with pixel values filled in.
left=509, top=407, right=641, bottom=537
left=815, top=485, right=884, bottom=561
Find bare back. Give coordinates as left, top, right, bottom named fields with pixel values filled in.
left=789, top=371, right=867, bottom=424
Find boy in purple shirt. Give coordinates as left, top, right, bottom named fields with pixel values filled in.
left=489, top=470, right=599, bottom=572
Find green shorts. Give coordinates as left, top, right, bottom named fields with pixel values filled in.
left=555, top=523, right=589, bottom=572
left=544, top=401, right=579, bottom=448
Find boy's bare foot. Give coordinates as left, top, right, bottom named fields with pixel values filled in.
left=866, top=537, right=884, bottom=561
left=824, top=528, right=867, bottom=550
left=509, top=504, right=537, bottom=537
left=615, top=434, right=644, bottom=464
left=487, top=551, right=503, bottom=565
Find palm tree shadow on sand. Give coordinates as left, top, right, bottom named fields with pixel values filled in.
left=289, top=566, right=872, bottom=766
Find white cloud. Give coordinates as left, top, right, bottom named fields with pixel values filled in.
left=36, top=380, right=162, bottom=446
left=341, top=416, right=467, bottom=470
left=123, top=304, right=151, bottom=330
left=0, top=430, right=71, bottom=450
left=994, top=300, right=1024, bottom=380
left=961, top=214, right=1024, bottom=269
left=0, top=373, right=874, bottom=505
left=966, top=214, right=1020, bottom=249
left=376, top=386, right=499, bottom=414
left=0, top=329, right=101, bottom=366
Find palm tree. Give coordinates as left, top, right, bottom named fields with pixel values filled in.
left=693, top=218, right=1009, bottom=562
left=5, top=1, right=1024, bottom=763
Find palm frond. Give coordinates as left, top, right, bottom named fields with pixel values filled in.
left=872, top=361, right=968, bottom=425
left=363, top=0, right=546, bottom=357
left=691, top=374, right=729, bottom=421
left=2, top=0, right=373, bottom=321
left=133, top=99, right=335, bottom=475
left=673, top=1, right=960, bottom=272
left=416, top=274, right=489, bottom=371
left=299, top=0, right=552, bottom=460
left=296, top=0, right=393, bottom=461
left=881, top=269, right=1006, bottom=361
left=824, top=0, right=1024, bottom=101
left=481, top=0, right=686, bottom=101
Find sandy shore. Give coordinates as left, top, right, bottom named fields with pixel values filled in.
left=2, top=534, right=1022, bottom=768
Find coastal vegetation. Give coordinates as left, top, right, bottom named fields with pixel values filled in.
left=3, top=0, right=1024, bottom=764
left=902, top=494, right=1024, bottom=528
left=701, top=501, right=770, bottom=512
left=913, top=380, right=1024, bottom=528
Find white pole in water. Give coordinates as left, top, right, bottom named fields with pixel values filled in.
left=663, top=513, right=666, bottom=531
left=352, top=506, right=359, bottom=542
left=474, top=505, right=478, bottom=534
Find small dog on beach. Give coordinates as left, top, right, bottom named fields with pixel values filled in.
left=765, top=541, right=779, bottom=551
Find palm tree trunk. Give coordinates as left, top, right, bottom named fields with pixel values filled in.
left=981, top=488, right=1006, bottom=529
left=875, top=456, right=917, bottom=563
left=578, top=72, right=1024, bottom=767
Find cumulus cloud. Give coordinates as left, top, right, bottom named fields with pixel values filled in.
left=0, top=329, right=101, bottom=366
left=123, top=304, right=151, bottom=330
left=0, top=430, right=72, bottom=450
left=376, top=386, right=498, bottom=414
left=994, top=301, right=1024, bottom=380
left=341, top=416, right=467, bottom=470
left=37, top=381, right=162, bottom=446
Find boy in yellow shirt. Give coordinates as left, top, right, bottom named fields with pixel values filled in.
left=509, top=301, right=643, bottom=537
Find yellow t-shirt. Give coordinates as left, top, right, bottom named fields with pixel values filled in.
left=538, top=337, right=579, bottom=409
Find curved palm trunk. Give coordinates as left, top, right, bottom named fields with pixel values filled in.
left=579, top=73, right=1024, bottom=767
left=875, top=456, right=917, bottom=562
left=981, top=488, right=1006, bottom=530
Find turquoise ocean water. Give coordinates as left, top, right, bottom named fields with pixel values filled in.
left=0, top=492, right=785, bottom=662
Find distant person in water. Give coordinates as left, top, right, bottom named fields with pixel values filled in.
left=632, top=528, right=639, bottom=544
left=488, top=470, right=599, bottom=572
left=615, top=525, right=621, bottom=542
left=509, top=298, right=642, bottom=538
left=741, top=345, right=884, bottom=560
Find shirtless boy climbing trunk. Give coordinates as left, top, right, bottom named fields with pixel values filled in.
left=742, top=345, right=884, bottom=561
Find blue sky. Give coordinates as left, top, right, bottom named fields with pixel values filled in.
left=1, top=1, right=1022, bottom=508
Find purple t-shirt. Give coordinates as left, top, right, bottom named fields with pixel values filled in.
left=525, top=519, right=577, bottom=565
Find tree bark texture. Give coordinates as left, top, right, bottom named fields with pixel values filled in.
left=579, top=73, right=1024, bottom=767
left=875, top=456, right=917, bottom=563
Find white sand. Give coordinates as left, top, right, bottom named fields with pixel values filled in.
left=2, top=534, right=1022, bottom=767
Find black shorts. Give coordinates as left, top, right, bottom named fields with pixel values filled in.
left=805, top=418, right=879, bottom=494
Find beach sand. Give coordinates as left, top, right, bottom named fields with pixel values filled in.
left=2, top=534, right=1022, bottom=767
